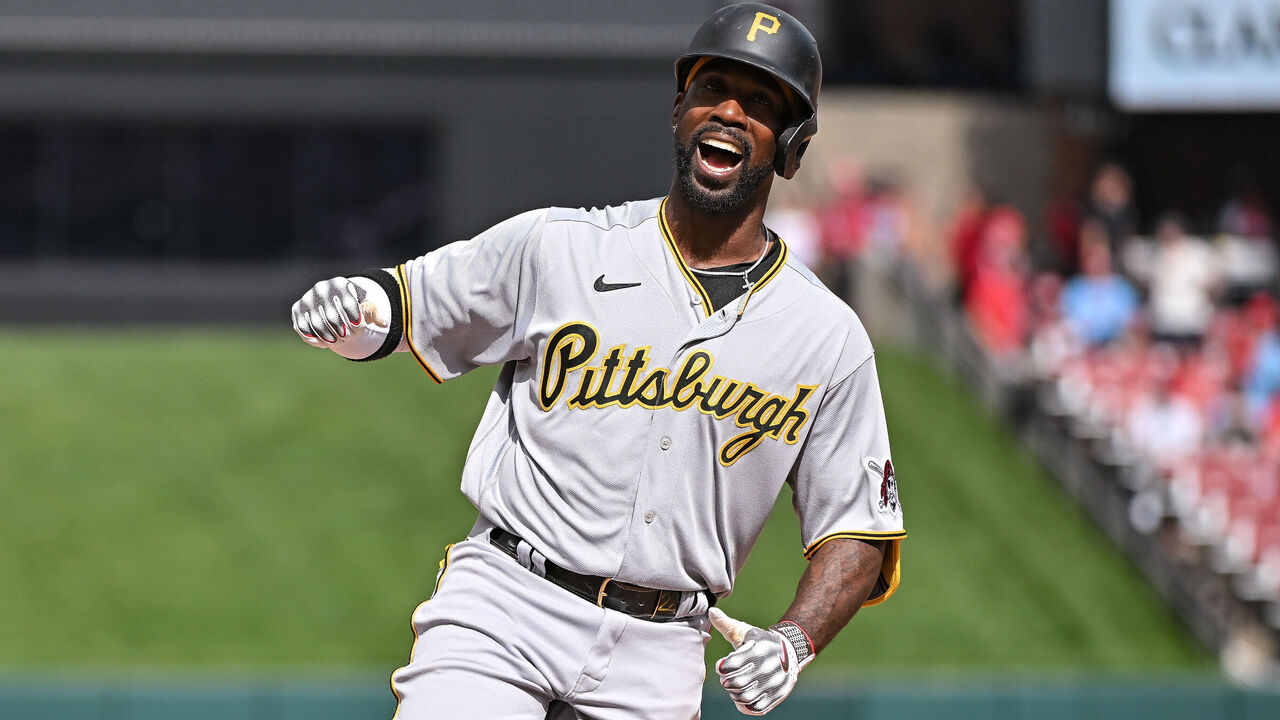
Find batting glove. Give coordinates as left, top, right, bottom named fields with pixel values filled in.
left=710, top=608, right=815, bottom=715
left=292, top=276, right=392, bottom=359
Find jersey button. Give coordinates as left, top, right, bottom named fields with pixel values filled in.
left=644, top=511, right=656, bottom=523
left=691, top=296, right=702, bottom=306
left=659, top=437, right=672, bottom=450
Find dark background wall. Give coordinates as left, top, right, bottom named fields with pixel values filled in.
left=0, top=0, right=739, bottom=267
left=0, top=0, right=1031, bottom=271
left=1, top=1, right=1275, bottom=290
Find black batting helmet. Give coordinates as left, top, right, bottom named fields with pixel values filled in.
left=675, top=2, right=822, bottom=179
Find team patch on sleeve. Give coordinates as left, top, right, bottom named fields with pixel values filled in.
left=865, top=457, right=900, bottom=514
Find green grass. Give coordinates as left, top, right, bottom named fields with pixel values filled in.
left=0, top=329, right=1210, bottom=673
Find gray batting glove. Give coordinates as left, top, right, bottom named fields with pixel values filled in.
left=710, top=608, right=815, bottom=715
left=292, top=277, right=366, bottom=345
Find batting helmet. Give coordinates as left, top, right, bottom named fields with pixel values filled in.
left=676, top=3, right=822, bottom=179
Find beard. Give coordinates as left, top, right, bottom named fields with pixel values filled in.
left=673, top=125, right=774, bottom=215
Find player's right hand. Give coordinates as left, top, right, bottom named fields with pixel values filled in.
left=292, top=276, right=366, bottom=346
left=710, top=609, right=812, bottom=716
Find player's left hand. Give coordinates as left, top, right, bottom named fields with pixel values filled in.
left=709, top=608, right=814, bottom=716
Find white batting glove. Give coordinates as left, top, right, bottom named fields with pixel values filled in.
left=710, top=608, right=815, bottom=715
left=291, top=276, right=391, bottom=359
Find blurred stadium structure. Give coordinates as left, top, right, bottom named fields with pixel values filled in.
left=5, top=0, right=1280, bottom=714
left=0, top=0, right=1029, bottom=323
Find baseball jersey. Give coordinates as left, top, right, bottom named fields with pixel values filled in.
left=383, top=196, right=905, bottom=603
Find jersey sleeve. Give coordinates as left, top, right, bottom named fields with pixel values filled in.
left=791, top=351, right=906, bottom=607
left=394, top=208, right=547, bottom=381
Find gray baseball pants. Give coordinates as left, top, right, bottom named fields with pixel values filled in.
left=390, top=531, right=712, bottom=719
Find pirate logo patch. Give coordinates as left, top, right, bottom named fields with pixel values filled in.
left=866, top=458, right=900, bottom=513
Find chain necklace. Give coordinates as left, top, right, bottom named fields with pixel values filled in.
left=690, top=231, right=773, bottom=291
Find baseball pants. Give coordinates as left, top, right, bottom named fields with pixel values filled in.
left=390, top=531, right=712, bottom=720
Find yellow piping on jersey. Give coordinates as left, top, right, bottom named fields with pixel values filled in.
left=395, top=264, right=444, bottom=384
left=658, top=197, right=714, bottom=317
left=390, top=543, right=456, bottom=719
left=862, top=538, right=901, bottom=607
left=658, top=197, right=789, bottom=317
left=431, top=542, right=456, bottom=598
left=803, top=533, right=905, bottom=608
left=804, top=529, right=907, bottom=556
left=736, top=238, right=788, bottom=316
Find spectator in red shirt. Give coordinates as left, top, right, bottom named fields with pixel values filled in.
left=949, top=184, right=991, bottom=304
left=964, top=206, right=1030, bottom=360
left=816, top=159, right=868, bottom=301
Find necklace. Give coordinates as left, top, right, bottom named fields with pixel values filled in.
left=690, top=232, right=773, bottom=291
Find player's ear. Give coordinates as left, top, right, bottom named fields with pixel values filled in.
left=672, top=93, right=686, bottom=127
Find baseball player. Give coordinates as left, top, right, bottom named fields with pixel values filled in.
left=291, top=4, right=905, bottom=717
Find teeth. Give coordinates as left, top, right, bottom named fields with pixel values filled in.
left=701, top=138, right=742, bottom=155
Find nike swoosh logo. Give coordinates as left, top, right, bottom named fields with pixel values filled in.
left=780, top=648, right=789, bottom=673
left=594, top=275, right=641, bottom=292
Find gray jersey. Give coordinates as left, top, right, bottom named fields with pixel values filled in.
left=392, top=196, right=904, bottom=601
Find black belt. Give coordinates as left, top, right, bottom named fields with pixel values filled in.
left=488, top=528, right=707, bottom=622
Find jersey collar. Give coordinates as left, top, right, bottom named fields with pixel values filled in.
left=657, top=196, right=789, bottom=320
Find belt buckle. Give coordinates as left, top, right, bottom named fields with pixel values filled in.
left=651, top=589, right=680, bottom=620
left=595, top=577, right=612, bottom=607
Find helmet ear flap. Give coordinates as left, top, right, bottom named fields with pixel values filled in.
left=774, top=114, right=817, bottom=179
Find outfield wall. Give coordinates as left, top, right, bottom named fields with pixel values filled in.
left=3, top=677, right=1278, bottom=720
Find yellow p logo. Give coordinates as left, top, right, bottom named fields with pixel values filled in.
left=747, top=12, right=780, bottom=42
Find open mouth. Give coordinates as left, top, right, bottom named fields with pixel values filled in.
left=697, top=137, right=744, bottom=174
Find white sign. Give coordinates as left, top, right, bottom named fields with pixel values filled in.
left=1110, top=0, right=1280, bottom=110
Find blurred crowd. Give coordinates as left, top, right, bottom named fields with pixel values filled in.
left=766, top=158, right=1280, bottom=619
